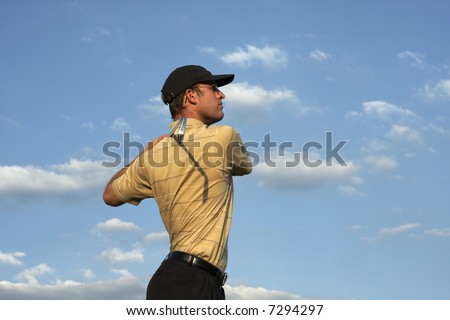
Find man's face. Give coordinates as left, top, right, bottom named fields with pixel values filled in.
left=195, top=83, right=226, bottom=125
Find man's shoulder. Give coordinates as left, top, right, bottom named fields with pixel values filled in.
left=206, top=124, right=238, bottom=136
left=204, top=124, right=242, bottom=143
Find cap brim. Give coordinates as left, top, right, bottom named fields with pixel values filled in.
left=210, top=74, right=235, bottom=87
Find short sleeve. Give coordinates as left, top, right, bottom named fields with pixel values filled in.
left=111, top=152, right=154, bottom=205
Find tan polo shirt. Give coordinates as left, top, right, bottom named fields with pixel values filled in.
left=112, top=118, right=252, bottom=271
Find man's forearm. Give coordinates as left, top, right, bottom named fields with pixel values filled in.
left=103, top=166, right=128, bottom=207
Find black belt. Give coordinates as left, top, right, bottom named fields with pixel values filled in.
left=166, top=251, right=228, bottom=287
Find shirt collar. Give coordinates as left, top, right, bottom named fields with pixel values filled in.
left=170, top=118, right=205, bottom=130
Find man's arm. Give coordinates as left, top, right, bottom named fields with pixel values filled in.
left=228, top=130, right=252, bottom=176
left=103, top=166, right=128, bottom=207
left=103, top=134, right=167, bottom=207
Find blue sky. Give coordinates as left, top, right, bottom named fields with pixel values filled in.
left=1, top=0, right=449, bottom=299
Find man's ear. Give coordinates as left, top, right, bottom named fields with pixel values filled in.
left=185, top=88, right=198, bottom=105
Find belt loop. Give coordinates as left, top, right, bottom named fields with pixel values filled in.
left=220, top=272, right=228, bottom=286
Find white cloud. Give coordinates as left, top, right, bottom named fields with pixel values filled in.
left=364, top=155, right=399, bottom=172
left=222, top=82, right=298, bottom=123
left=94, top=218, right=142, bottom=233
left=0, top=251, right=26, bottom=266
left=139, top=96, right=170, bottom=117
left=81, top=268, right=95, bottom=279
left=417, top=79, right=450, bottom=102
left=360, top=139, right=389, bottom=153
left=345, top=111, right=361, bottom=119
left=378, top=223, right=421, bottom=239
left=144, top=232, right=169, bottom=243
left=361, top=100, right=418, bottom=121
left=224, top=285, right=302, bottom=300
left=425, top=228, right=450, bottom=238
left=15, top=264, right=52, bottom=285
left=338, top=185, right=362, bottom=196
left=398, top=51, right=425, bottom=68
left=387, top=124, right=423, bottom=145
left=0, top=276, right=144, bottom=299
left=202, top=44, right=288, bottom=69
left=110, top=117, right=130, bottom=131
left=81, top=34, right=96, bottom=42
left=81, top=121, right=94, bottom=130
left=225, top=82, right=297, bottom=107
left=198, top=46, right=218, bottom=55
left=0, top=159, right=113, bottom=201
left=111, top=269, right=134, bottom=278
left=254, top=154, right=361, bottom=192
left=99, top=247, right=144, bottom=264
left=426, top=122, right=447, bottom=135
left=310, top=49, right=331, bottom=62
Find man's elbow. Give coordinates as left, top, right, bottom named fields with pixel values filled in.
left=103, top=188, right=124, bottom=207
left=232, top=163, right=253, bottom=176
left=242, top=166, right=253, bottom=176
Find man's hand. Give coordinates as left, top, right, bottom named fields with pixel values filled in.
left=103, top=134, right=168, bottom=207
left=144, top=134, right=168, bottom=152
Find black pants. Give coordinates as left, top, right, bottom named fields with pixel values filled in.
left=146, top=258, right=225, bottom=300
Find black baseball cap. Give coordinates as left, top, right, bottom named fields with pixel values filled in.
left=161, top=65, right=234, bottom=105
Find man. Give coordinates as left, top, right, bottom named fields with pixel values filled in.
left=103, top=65, right=252, bottom=299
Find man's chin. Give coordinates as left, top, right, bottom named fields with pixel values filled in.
left=217, top=113, right=225, bottom=123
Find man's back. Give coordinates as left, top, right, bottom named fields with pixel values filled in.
left=148, top=118, right=251, bottom=270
